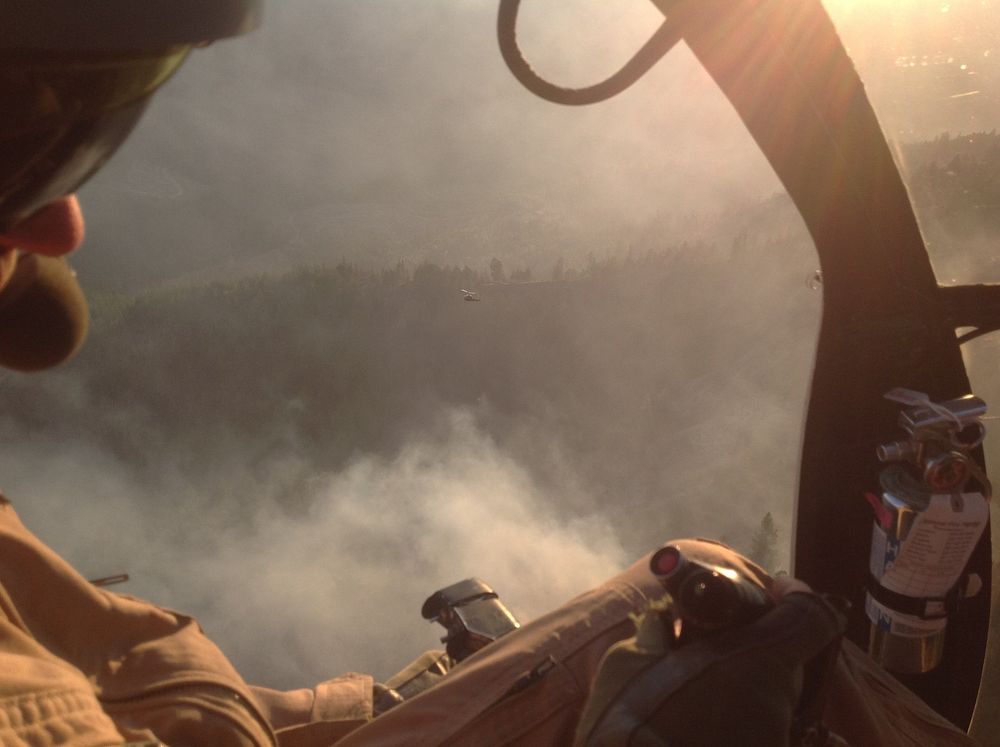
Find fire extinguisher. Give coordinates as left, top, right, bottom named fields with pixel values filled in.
left=866, top=388, right=991, bottom=674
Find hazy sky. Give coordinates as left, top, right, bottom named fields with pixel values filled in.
left=72, top=1, right=1000, bottom=291
left=75, top=1, right=786, bottom=289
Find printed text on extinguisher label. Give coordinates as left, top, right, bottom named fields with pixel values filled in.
left=873, top=492, right=988, bottom=598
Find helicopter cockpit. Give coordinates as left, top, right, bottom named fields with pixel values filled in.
left=3, top=0, right=1000, bottom=742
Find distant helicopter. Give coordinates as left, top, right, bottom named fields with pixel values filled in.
left=460, top=289, right=481, bottom=302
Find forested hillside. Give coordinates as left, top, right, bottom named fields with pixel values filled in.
left=902, top=131, right=1000, bottom=280
left=1, top=225, right=818, bottom=553
left=905, top=132, right=1000, bottom=231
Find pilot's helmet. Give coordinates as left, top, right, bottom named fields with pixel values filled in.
left=0, top=1, right=262, bottom=230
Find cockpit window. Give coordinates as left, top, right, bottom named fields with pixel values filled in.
left=7, top=3, right=824, bottom=688
left=823, top=1, right=1000, bottom=286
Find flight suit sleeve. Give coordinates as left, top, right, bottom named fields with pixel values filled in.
left=251, top=673, right=374, bottom=747
left=0, top=495, right=276, bottom=747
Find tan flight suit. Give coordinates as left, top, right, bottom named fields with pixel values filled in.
left=0, top=494, right=979, bottom=746
left=0, top=494, right=369, bottom=747
left=337, top=540, right=980, bottom=747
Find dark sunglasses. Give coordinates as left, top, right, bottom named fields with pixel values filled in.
left=0, top=0, right=261, bottom=230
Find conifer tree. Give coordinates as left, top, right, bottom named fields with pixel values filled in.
left=749, top=512, right=779, bottom=573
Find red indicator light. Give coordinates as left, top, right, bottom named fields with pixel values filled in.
left=651, top=546, right=682, bottom=577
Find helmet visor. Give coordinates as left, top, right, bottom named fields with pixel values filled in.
left=0, top=46, right=191, bottom=230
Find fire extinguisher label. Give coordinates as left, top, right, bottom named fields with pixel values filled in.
left=877, top=492, right=988, bottom=598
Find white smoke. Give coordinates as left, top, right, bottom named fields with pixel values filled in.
left=5, top=408, right=626, bottom=689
